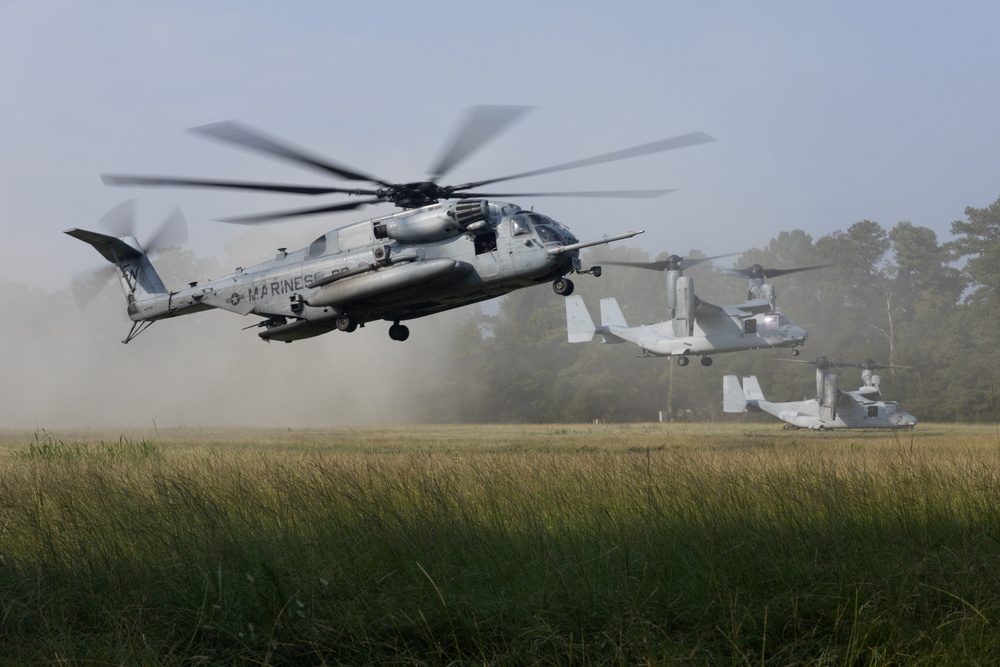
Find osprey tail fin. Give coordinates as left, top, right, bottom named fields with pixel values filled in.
left=742, top=375, right=766, bottom=402
left=566, top=295, right=596, bottom=343
left=723, top=375, right=748, bottom=413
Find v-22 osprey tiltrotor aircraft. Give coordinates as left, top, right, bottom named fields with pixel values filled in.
left=723, top=357, right=917, bottom=429
left=66, top=106, right=714, bottom=343
left=565, top=255, right=817, bottom=365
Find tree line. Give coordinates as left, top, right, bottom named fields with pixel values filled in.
left=436, top=195, right=1000, bottom=423
left=8, top=195, right=1000, bottom=425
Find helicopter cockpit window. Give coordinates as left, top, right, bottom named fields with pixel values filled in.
left=527, top=213, right=565, bottom=244
left=511, top=215, right=532, bottom=237
left=867, top=405, right=879, bottom=418
left=533, top=223, right=562, bottom=244
left=762, top=313, right=790, bottom=329
left=883, top=402, right=898, bottom=415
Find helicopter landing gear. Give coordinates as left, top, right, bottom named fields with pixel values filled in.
left=791, top=347, right=800, bottom=357
left=389, top=322, right=410, bottom=341
left=676, top=356, right=690, bottom=366
left=700, top=356, right=713, bottom=367
left=553, top=277, right=574, bottom=296
left=336, top=315, right=358, bottom=332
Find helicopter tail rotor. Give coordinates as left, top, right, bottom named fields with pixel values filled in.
left=67, top=200, right=187, bottom=309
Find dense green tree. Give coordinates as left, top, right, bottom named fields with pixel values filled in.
left=949, top=195, right=1000, bottom=304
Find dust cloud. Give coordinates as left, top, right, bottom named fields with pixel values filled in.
left=0, top=232, right=467, bottom=430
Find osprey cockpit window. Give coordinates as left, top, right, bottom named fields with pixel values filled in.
left=762, top=313, right=790, bottom=330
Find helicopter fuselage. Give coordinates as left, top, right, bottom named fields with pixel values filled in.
left=95, top=199, right=636, bottom=342
left=723, top=373, right=918, bottom=429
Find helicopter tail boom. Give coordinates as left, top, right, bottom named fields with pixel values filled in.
left=65, top=228, right=171, bottom=321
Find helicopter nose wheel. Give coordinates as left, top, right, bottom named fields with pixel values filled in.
left=336, top=315, right=358, bottom=333
left=791, top=348, right=800, bottom=357
left=700, top=356, right=713, bottom=366
left=676, top=356, right=689, bottom=366
left=389, top=322, right=410, bottom=341
left=553, top=277, right=574, bottom=296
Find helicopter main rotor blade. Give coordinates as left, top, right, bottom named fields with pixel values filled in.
left=724, top=264, right=829, bottom=279
left=218, top=198, right=382, bottom=224
left=189, top=121, right=394, bottom=187
left=601, top=253, right=738, bottom=272
left=840, top=359, right=915, bottom=371
left=101, top=174, right=378, bottom=196
left=427, top=105, right=533, bottom=182
left=453, top=131, right=716, bottom=191
left=455, top=188, right=677, bottom=199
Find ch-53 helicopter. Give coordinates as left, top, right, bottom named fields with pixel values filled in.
left=67, top=106, right=714, bottom=343
left=565, top=255, right=818, bottom=365
left=723, top=357, right=917, bottom=429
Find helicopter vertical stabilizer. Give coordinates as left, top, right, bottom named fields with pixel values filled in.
left=565, top=296, right=596, bottom=343
left=65, top=228, right=175, bottom=342
left=722, top=375, right=748, bottom=412
left=65, top=228, right=169, bottom=301
left=741, top=376, right=766, bottom=402
left=599, top=298, right=628, bottom=327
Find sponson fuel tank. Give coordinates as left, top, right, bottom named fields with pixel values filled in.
left=306, top=259, right=473, bottom=307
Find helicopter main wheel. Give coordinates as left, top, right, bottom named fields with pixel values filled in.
left=553, top=277, right=574, bottom=296
left=676, top=356, right=689, bottom=366
left=791, top=348, right=800, bottom=357
left=700, top=356, right=713, bottom=367
left=336, top=315, right=358, bottom=332
left=389, top=322, right=410, bottom=341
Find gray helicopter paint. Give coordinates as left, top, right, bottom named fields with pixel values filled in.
left=566, top=265, right=807, bottom=363
left=73, top=109, right=716, bottom=343
left=67, top=199, right=641, bottom=343
left=723, top=370, right=917, bottom=429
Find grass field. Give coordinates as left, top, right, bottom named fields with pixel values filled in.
left=0, top=422, right=998, bottom=664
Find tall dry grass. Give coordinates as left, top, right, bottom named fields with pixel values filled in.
left=0, top=424, right=998, bottom=664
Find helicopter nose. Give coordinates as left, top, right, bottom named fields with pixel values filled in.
left=786, top=326, right=807, bottom=341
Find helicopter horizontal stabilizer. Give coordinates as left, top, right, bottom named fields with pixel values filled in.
left=64, top=227, right=169, bottom=300
left=65, top=228, right=145, bottom=263
left=565, top=296, right=596, bottom=343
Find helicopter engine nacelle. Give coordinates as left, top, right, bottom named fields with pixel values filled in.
left=820, top=374, right=838, bottom=421
left=372, top=200, right=490, bottom=243
left=672, top=275, right=696, bottom=337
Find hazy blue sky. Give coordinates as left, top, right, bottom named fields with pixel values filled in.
left=2, top=1, right=999, bottom=428
left=3, top=1, right=999, bottom=288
